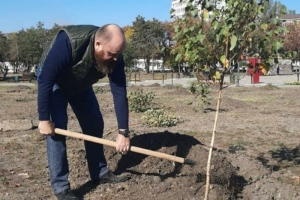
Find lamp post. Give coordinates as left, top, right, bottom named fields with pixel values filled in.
left=296, top=47, right=300, bottom=82
left=236, top=59, right=240, bottom=87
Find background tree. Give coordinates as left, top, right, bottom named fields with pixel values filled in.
left=260, top=0, right=287, bottom=22
left=131, top=16, right=165, bottom=73
left=244, top=0, right=288, bottom=67
left=123, top=26, right=134, bottom=41
left=149, top=19, right=167, bottom=72
left=123, top=42, right=136, bottom=71
left=160, top=21, right=175, bottom=71
left=4, top=22, right=61, bottom=73
left=287, top=10, right=296, bottom=15
left=283, top=23, right=300, bottom=58
left=7, top=33, right=19, bottom=71
left=0, top=31, right=9, bottom=76
left=0, top=31, right=8, bottom=63
left=122, top=26, right=136, bottom=71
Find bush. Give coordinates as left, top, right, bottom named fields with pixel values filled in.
left=128, top=89, right=155, bottom=113
left=141, top=109, right=178, bottom=127
left=284, top=82, right=300, bottom=85
left=188, top=81, right=211, bottom=108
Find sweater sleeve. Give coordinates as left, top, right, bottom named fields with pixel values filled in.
left=109, top=56, right=129, bottom=129
left=38, top=31, right=72, bottom=120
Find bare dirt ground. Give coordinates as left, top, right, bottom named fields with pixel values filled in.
left=0, top=82, right=300, bottom=200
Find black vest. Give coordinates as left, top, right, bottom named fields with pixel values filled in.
left=39, top=25, right=107, bottom=97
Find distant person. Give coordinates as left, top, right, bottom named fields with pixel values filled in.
left=37, top=24, right=131, bottom=200
left=30, top=65, right=37, bottom=82
left=30, top=65, right=37, bottom=75
left=274, top=56, right=280, bottom=75
left=276, top=64, right=280, bottom=75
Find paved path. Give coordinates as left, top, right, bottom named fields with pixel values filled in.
left=124, top=74, right=300, bottom=88
left=232, top=74, right=300, bottom=87
left=1, top=74, right=299, bottom=88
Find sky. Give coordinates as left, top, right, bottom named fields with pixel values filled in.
left=0, top=0, right=299, bottom=34
left=280, top=0, right=300, bottom=13
left=0, top=0, right=172, bottom=33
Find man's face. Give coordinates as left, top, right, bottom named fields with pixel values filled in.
left=94, top=39, right=123, bottom=63
left=94, top=40, right=123, bottom=74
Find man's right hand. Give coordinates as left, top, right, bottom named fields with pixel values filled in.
left=38, top=120, right=55, bottom=136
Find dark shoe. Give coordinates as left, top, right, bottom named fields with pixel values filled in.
left=99, top=170, right=130, bottom=184
left=55, top=189, right=79, bottom=200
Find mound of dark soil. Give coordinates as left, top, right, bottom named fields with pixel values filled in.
left=85, top=131, right=246, bottom=200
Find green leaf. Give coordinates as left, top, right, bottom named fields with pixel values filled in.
left=191, top=8, right=199, bottom=17
left=230, top=35, right=237, bottom=51
left=233, top=1, right=239, bottom=7
left=185, top=42, right=190, bottom=49
left=292, top=51, right=298, bottom=58
left=212, top=21, right=218, bottom=30
left=273, top=42, right=282, bottom=52
left=216, top=34, right=220, bottom=43
left=175, top=54, right=182, bottom=62
left=196, top=34, right=205, bottom=43
left=220, top=55, right=226, bottom=64
left=183, top=28, right=189, bottom=34
left=221, top=28, right=229, bottom=36
left=260, top=23, right=268, bottom=31
left=202, top=8, right=209, bottom=20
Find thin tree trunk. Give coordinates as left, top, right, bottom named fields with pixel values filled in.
left=204, top=88, right=222, bottom=200
left=204, top=35, right=229, bottom=200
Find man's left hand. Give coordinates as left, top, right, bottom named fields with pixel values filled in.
left=116, top=134, right=130, bottom=154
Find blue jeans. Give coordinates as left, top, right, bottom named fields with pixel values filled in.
left=37, top=66, right=108, bottom=194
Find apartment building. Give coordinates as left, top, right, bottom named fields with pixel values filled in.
left=134, top=59, right=172, bottom=72
left=171, top=0, right=226, bottom=19
left=281, top=14, right=300, bottom=26
left=171, top=0, right=200, bottom=19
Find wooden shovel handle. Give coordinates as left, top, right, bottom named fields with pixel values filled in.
left=55, top=128, right=185, bottom=164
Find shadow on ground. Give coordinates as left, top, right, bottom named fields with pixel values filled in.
left=257, top=144, right=300, bottom=171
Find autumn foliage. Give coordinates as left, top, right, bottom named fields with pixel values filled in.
left=283, top=23, right=300, bottom=57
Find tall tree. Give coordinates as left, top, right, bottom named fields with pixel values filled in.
left=157, top=21, right=175, bottom=71
left=123, top=42, right=136, bottom=70
left=123, top=26, right=134, bottom=41
left=258, top=0, right=288, bottom=23
left=287, top=10, right=296, bottom=15
left=0, top=31, right=8, bottom=63
left=122, top=26, right=136, bottom=70
left=283, top=23, right=300, bottom=58
left=161, top=21, right=176, bottom=69
left=131, top=16, right=165, bottom=73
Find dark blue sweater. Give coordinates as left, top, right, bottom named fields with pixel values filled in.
left=38, top=31, right=129, bottom=129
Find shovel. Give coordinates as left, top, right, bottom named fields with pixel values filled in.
left=55, top=128, right=195, bottom=165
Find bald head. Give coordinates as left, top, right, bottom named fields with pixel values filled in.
left=94, top=24, right=126, bottom=64
left=95, top=24, right=126, bottom=49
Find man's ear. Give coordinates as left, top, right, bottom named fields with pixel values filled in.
left=94, top=40, right=102, bottom=51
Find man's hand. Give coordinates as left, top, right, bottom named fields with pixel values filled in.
left=38, top=120, right=55, bottom=136
left=116, top=134, right=130, bottom=154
